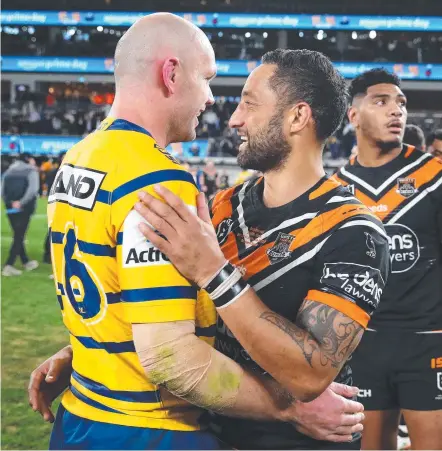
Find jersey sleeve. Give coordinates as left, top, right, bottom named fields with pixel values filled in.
left=113, top=176, right=199, bottom=324
left=307, top=220, right=390, bottom=328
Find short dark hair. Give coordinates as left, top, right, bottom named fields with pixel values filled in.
left=404, top=124, right=425, bottom=150
left=349, top=69, right=401, bottom=102
left=426, top=129, right=442, bottom=147
left=18, top=152, right=32, bottom=163
left=261, top=49, right=348, bottom=141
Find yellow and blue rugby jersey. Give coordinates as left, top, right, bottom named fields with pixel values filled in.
left=48, top=117, right=217, bottom=431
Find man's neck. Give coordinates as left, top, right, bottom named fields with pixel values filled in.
left=108, top=93, right=169, bottom=147
left=356, top=137, right=403, bottom=168
left=262, top=144, right=325, bottom=208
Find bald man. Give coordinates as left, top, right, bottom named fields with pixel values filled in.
left=30, top=14, right=365, bottom=451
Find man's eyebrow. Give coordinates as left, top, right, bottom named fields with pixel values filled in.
left=369, top=93, right=407, bottom=100
left=241, top=90, right=257, bottom=99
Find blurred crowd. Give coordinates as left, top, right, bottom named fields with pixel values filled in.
left=3, top=89, right=442, bottom=161
left=3, top=25, right=442, bottom=63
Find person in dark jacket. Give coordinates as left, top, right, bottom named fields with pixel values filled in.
left=43, top=152, right=66, bottom=264
left=2, top=152, right=39, bottom=276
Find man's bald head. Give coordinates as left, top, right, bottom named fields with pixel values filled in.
left=110, top=12, right=216, bottom=147
left=114, top=13, right=213, bottom=84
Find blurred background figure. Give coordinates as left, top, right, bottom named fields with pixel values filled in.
left=403, top=124, right=426, bottom=150
left=426, top=129, right=442, bottom=159
left=42, top=151, right=66, bottom=264
left=1, top=152, right=39, bottom=276
left=200, top=160, right=218, bottom=199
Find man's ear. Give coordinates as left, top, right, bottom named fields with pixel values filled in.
left=288, top=102, right=312, bottom=134
left=161, top=57, right=180, bottom=96
left=348, top=105, right=359, bottom=128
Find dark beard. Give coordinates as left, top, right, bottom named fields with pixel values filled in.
left=237, top=111, right=291, bottom=173
left=376, top=139, right=403, bottom=155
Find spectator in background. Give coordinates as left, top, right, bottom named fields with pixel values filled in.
left=200, top=160, right=218, bottom=199
left=1, top=153, right=39, bottom=276
left=217, top=170, right=230, bottom=190
left=189, top=142, right=201, bottom=157
left=234, top=169, right=256, bottom=186
left=326, top=135, right=341, bottom=159
left=43, top=152, right=66, bottom=264
left=426, top=129, right=442, bottom=159
left=40, top=157, right=55, bottom=196
left=341, top=122, right=356, bottom=158
left=202, top=106, right=220, bottom=136
left=404, top=124, right=426, bottom=150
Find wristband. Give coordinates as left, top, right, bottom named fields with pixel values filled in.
left=204, top=261, right=236, bottom=293
left=213, top=279, right=250, bottom=309
left=203, top=261, right=250, bottom=308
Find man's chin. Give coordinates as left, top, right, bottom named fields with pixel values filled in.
left=377, top=138, right=403, bottom=153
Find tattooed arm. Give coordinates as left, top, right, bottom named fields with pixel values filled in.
left=216, top=294, right=364, bottom=402
left=260, top=301, right=363, bottom=370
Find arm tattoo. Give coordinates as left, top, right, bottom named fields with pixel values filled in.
left=260, top=300, right=363, bottom=369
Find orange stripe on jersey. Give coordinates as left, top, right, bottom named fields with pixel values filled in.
left=374, top=157, right=442, bottom=221
left=307, top=289, right=370, bottom=328
left=293, top=203, right=371, bottom=251
left=254, top=176, right=263, bottom=186
left=222, top=234, right=241, bottom=266
left=240, top=204, right=372, bottom=278
left=404, top=145, right=415, bottom=158
left=309, top=178, right=341, bottom=201
left=211, top=187, right=236, bottom=229
left=212, top=186, right=236, bottom=210
left=332, top=175, right=377, bottom=210
left=349, top=155, right=356, bottom=166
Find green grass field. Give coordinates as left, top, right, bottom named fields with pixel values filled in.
left=2, top=198, right=68, bottom=450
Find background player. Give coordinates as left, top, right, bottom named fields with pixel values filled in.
left=130, top=49, right=390, bottom=450
left=35, top=15, right=366, bottom=451
left=403, top=124, right=426, bottom=151
left=333, top=69, right=442, bottom=450
left=426, top=129, right=442, bottom=159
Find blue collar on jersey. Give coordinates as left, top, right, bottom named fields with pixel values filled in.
left=106, top=119, right=153, bottom=138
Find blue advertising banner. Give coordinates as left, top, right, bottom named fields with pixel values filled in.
left=2, top=56, right=441, bottom=80
left=1, top=11, right=442, bottom=31
left=1, top=134, right=209, bottom=158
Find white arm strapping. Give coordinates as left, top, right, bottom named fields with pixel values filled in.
left=132, top=321, right=243, bottom=412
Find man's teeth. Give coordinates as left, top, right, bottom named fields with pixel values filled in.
left=241, top=137, right=248, bottom=141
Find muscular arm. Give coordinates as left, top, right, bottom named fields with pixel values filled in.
left=261, top=300, right=363, bottom=370
left=216, top=294, right=364, bottom=402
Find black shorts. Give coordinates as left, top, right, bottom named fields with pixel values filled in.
left=350, top=330, right=442, bottom=411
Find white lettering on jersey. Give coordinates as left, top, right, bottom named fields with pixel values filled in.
left=122, top=210, right=171, bottom=268
left=122, top=205, right=197, bottom=268
left=320, top=262, right=384, bottom=309
left=48, top=164, right=106, bottom=211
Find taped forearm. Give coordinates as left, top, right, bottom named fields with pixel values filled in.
left=132, top=321, right=290, bottom=421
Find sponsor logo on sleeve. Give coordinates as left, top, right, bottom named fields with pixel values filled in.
left=122, top=210, right=171, bottom=268
left=384, top=224, right=420, bottom=273
left=320, top=262, right=385, bottom=309
left=266, top=232, right=295, bottom=265
left=48, top=164, right=106, bottom=211
left=396, top=177, right=417, bottom=198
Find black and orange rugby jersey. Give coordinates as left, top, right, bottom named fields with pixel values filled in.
left=208, top=176, right=390, bottom=450
left=334, top=145, right=442, bottom=332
